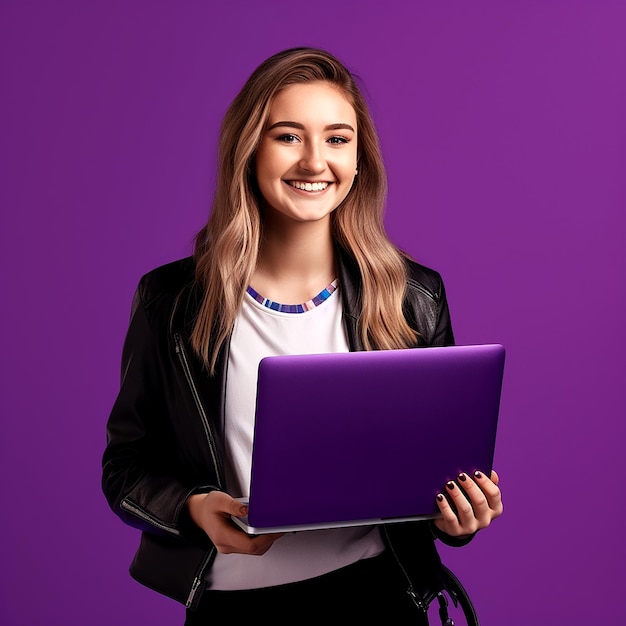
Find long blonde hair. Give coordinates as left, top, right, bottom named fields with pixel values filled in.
left=192, top=47, right=417, bottom=372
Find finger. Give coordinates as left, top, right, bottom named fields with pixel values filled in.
left=247, top=532, right=285, bottom=555
left=472, top=470, right=503, bottom=517
left=469, top=469, right=498, bottom=485
left=457, top=473, right=491, bottom=525
left=208, top=491, right=249, bottom=518
left=228, top=498, right=249, bottom=518
left=214, top=523, right=284, bottom=556
left=229, top=532, right=284, bottom=556
left=444, top=480, right=478, bottom=533
left=434, top=492, right=462, bottom=535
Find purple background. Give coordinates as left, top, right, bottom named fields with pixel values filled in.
left=1, top=1, right=624, bottom=624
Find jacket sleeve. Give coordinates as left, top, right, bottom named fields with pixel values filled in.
left=101, top=282, right=216, bottom=544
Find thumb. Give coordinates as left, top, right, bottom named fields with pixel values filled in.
left=206, top=490, right=248, bottom=517
left=225, top=496, right=248, bottom=517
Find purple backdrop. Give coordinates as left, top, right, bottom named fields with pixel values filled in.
left=1, top=1, right=624, bottom=624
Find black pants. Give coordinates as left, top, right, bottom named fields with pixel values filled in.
left=185, top=549, right=428, bottom=624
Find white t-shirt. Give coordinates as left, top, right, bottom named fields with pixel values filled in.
left=209, top=282, right=385, bottom=590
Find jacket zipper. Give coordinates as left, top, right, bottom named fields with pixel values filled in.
left=382, top=526, right=430, bottom=613
left=120, top=500, right=180, bottom=536
left=174, top=332, right=224, bottom=607
left=185, top=550, right=215, bottom=609
left=173, top=332, right=222, bottom=487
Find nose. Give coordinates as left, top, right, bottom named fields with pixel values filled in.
left=298, top=142, right=325, bottom=173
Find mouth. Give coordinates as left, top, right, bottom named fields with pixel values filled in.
left=286, top=180, right=331, bottom=192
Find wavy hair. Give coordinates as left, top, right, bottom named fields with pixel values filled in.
left=192, top=47, right=417, bottom=372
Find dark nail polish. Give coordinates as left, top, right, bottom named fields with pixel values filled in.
left=474, top=470, right=483, bottom=479
left=446, top=481, right=455, bottom=490
left=458, top=473, right=467, bottom=482
left=437, top=494, right=444, bottom=502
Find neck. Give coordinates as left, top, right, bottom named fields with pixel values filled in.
left=252, top=220, right=336, bottom=303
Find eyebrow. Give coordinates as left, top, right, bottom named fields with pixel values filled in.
left=266, top=121, right=355, bottom=132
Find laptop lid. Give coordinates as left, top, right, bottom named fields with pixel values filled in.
left=232, top=343, right=505, bottom=534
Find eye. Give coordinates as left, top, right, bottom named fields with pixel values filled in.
left=327, top=136, right=349, bottom=145
left=276, top=133, right=300, bottom=144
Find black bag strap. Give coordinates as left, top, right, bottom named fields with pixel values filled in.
left=407, top=564, right=480, bottom=626
left=437, top=564, right=480, bottom=626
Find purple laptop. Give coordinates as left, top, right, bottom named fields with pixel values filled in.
left=232, top=343, right=505, bottom=534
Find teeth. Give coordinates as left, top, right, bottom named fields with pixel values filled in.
left=290, top=181, right=329, bottom=191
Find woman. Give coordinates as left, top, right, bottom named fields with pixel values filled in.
left=102, top=47, right=502, bottom=623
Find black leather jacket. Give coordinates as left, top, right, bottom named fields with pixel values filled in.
left=102, top=246, right=470, bottom=610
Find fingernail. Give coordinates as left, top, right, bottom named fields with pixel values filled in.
left=458, top=473, right=467, bottom=482
left=446, top=481, right=455, bottom=490
left=436, top=493, right=444, bottom=502
left=474, top=470, right=483, bottom=479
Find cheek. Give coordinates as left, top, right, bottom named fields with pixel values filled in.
left=255, top=171, right=274, bottom=204
left=255, top=147, right=285, bottom=183
left=254, top=154, right=272, bottom=191
left=339, top=158, right=358, bottom=183
left=340, top=148, right=358, bottom=174
left=254, top=158, right=281, bottom=206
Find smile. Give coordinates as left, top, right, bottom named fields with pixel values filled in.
left=287, top=181, right=330, bottom=192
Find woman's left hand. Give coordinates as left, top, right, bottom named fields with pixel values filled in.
left=433, top=469, right=503, bottom=537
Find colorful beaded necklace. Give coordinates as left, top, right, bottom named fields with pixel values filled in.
left=246, top=279, right=338, bottom=314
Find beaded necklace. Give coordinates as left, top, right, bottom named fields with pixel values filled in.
left=246, top=279, right=338, bottom=314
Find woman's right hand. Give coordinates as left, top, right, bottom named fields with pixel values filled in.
left=187, top=490, right=284, bottom=555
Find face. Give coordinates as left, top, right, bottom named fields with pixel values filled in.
left=254, top=81, right=358, bottom=226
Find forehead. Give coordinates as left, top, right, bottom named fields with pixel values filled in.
left=268, top=81, right=357, bottom=126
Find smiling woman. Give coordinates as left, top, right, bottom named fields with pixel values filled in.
left=255, top=82, right=358, bottom=229
left=253, top=82, right=359, bottom=302
left=102, top=47, right=502, bottom=625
